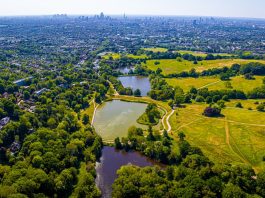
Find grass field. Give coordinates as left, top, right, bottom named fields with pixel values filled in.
left=126, top=54, right=148, bottom=59
left=177, top=50, right=234, bottom=57
left=102, top=53, right=121, bottom=60
left=165, top=75, right=264, bottom=92
left=144, top=59, right=265, bottom=75
left=169, top=101, right=265, bottom=172
left=177, top=50, right=208, bottom=57
left=103, top=53, right=148, bottom=60
left=143, top=47, right=168, bottom=52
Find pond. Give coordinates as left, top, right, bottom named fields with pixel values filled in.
left=96, top=146, right=163, bottom=198
left=93, top=100, right=147, bottom=142
left=118, top=76, right=151, bottom=96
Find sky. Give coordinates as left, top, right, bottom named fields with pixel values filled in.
left=0, top=0, right=265, bottom=19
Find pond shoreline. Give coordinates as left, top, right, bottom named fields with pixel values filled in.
left=95, top=146, right=164, bottom=198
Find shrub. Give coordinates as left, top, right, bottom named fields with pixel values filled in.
left=195, top=95, right=205, bottom=102
left=235, top=102, right=243, bottom=108
left=203, top=106, right=221, bottom=117
left=257, top=104, right=264, bottom=112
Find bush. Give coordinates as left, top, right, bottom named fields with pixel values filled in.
left=195, top=95, right=205, bottom=102
left=235, top=102, right=243, bottom=108
left=257, top=104, right=264, bottom=112
left=203, top=106, right=221, bottom=117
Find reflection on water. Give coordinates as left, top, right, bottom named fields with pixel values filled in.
left=93, top=100, right=147, bottom=141
left=96, top=146, right=163, bottom=198
left=118, top=76, right=151, bottom=96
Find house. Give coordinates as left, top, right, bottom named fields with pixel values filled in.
left=10, top=141, right=21, bottom=153
left=34, top=88, right=49, bottom=96
left=13, top=76, right=33, bottom=86
left=0, top=117, right=10, bottom=127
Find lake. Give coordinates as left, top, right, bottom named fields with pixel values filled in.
left=118, top=76, right=151, bottom=96
left=93, top=100, right=147, bottom=142
left=96, top=146, right=162, bottom=198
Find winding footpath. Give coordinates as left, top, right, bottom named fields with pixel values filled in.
left=91, top=100, right=99, bottom=126
left=166, top=110, right=175, bottom=132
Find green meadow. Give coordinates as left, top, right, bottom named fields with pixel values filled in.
left=166, top=75, right=264, bottom=92
left=103, top=53, right=148, bottom=60
left=169, top=101, right=265, bottom=172
left=143, top=47, right=168, bottom=52
left=144, top=59, right=265, bottom=75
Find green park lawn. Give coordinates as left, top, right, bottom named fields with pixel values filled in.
left=103, top=53, right=148, bottom=60
left=177, top=50, right=234, bottom=57
left=143, top=47, right=168, bottom=52
left=144, top=59, right=265, bottom=75
left=165, top=75, right=264, bottom=92
left=169, top=101, right=265, bottom=172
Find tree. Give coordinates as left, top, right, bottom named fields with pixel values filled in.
left=220, top=73, right=230, bottom=81
left=0, top=83, right=5, bottom=94
left=222, top=183, right=246, bottom=198
left=114, top=137, right=122, bottom=149
left=224, top=81, right=232, bottom=89
left=244, top=73, right=254, bottom=80
left=133, top=89, right=141, bottom=97
left=23, top=91, right=30, bottom=100
left=82, top=114, right=89, bottom=125
left=235, top=102, right=243, bottom=108
left=257, top=171, right=265, bottom=197
left=47, top=117, right=57, bottom=129
left=155, top=67, right=162, bottom=75
left=95, top=93, right=101, bottom=104
left=174, top=86, right=185, bottom=106
left=146, top=126, right=155, bottom=141
left=195, top=95, right=205, bottom=102
left=256, top=104, right=264, bottom=112
left=178, top=132, right=186, bottom=141
left=203, top=106, right=221, bottom=117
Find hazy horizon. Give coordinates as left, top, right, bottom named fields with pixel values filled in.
left=0, top=0, right=265, bottom=19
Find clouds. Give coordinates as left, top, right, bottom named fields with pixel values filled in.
left=0, top=0, right=264, bottom=18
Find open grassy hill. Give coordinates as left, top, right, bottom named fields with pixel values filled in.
left=169, top=100, right=265, bottom=172
left=165, top=75, right=264, bottom=92
left=144, top=59, right=265, bottom=75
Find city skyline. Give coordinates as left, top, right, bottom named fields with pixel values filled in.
left=0, top=0, right=265, bottom=19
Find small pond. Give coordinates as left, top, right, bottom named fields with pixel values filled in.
left=93, top=100, right=147, bottom=142
left=96, top=146, right=163, bottom=198
left=118, top=76, right=151, bottom=96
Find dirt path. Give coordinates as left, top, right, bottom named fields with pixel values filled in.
left=166, top=110, right=175, bottom=132
left=160, top=107, right=168, bottom=131
left=177, top=118, right=204, bottom=131
left=198, top=80, right=222, bottom=89
left=224, top=117, right=250, bottom=165
left=91, top=100, right=99, bottom=126
left=107, top=80, right=119, bottom=96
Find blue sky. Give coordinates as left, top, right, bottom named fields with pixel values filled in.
left=0, top=0, right=265, bottom=18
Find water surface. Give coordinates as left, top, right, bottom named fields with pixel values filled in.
left=118, top=76, right=151, bottom=96
left=93, top=100, right=147, bottom=141
left=96, top=146, right=162, bottom=198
